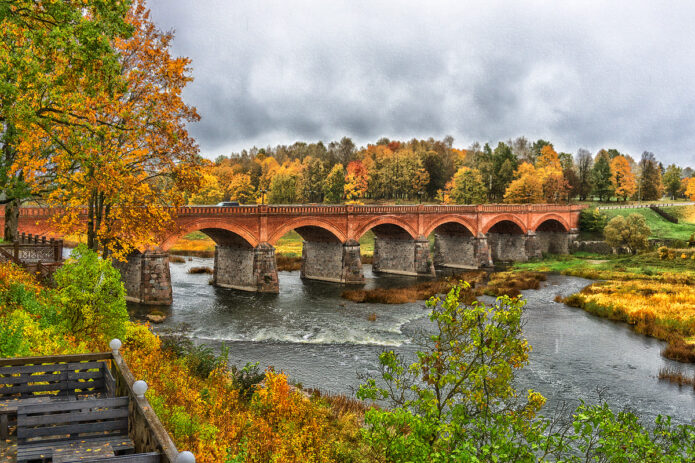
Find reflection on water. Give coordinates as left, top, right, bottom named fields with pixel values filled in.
left=130, top=256, right=695, bottom=424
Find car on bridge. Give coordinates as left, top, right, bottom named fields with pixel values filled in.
left=216, top=201, right=240, bottom=206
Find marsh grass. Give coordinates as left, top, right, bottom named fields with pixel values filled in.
left=483, top=271, right=547, bottom=297
left=658, top=367, right=695, bottom=388
left=276, top=255, right=302, bottom=271
left=342, top=271, right=486, bottom=304
left=170, top=255, right=186, bottom=264
left=188, top=266, right=213, bottom=274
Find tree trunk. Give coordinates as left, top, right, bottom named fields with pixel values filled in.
left=4, top=198, right=19, bottom=242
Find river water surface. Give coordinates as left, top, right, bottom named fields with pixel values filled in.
left=132, top=256, right=695, bottom=424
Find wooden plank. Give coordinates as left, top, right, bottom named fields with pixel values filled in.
left=0, top=352, right=112, bottom=367
left=0, top=372, right=66, bottom=385
left=64, top=453, right=161, bottom=463
left=17, top=434, right=134, bottom=453
left=52, top=441, right=114, bottom=462
left=103, top=365, right=116, bottom=397
left=18, top=417, right=128, bottom=439
left=0, top=381, right=73, bottom=395
left=68, top=370, right=104, bottom=381
left=0, top=360, right=106, bottom=375
left=19, top=396, right=128, bottom=414
left=20, top=407, right=129, bottom=426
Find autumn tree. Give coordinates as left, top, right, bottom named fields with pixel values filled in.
left=610, top=155, right=637, bottom=201
left=504, top=163, right=544, bottom=204
left=684, top=178, right=695, bottom=201
left=33, top=1, right=204, bottom=258
left=535, top=145, right=569, bottom=202
left=0, top=0, right=133, bottom=240
left=591, top=153, right=614, bottom=202
left=663, top=164, right=683, bottom=200
left=189, top=174, right=224, bottom=205
left=445, top=167, right=487, bottom=204
left=323, top=164, right=345, bottom=203
left=227, top=173, right=255, bottom=203
left=344, top=161, right=368, bottom=202
left=637, top=151, right=663, bottom=201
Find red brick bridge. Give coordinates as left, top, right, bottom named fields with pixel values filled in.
left=3, top=204, right=583, bottom=304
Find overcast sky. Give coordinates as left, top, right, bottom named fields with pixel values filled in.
left=147, top=0, right=695, bottom=165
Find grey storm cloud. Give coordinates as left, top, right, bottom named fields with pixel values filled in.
left=147, top=0, right=695, bottom=165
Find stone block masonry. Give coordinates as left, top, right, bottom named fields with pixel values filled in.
left=373, top=235, right=435, bottom=276
left=214, top=244, right=256, bottom=291
left=115, top=250, right=172, bottom=305
left=434, top=233, right=476, bottom=269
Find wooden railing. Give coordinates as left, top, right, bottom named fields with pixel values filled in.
left=0, top=351, right=182, bottom=463
left=0, top=233, right=64, bottom=283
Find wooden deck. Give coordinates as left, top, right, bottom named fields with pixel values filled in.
left=0, top=351, right=182, bottom=462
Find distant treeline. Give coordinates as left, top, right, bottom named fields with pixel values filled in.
left=190, top=136, right=695, bottom=205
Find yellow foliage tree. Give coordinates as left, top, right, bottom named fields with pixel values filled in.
left=227, top=173, right=255, bottom=203
left=610, top=155, right=637, bottom=201
left=504, top=163, right=543, bottom=203
left=29, top=1, right=204, bottom=259
left=684, top=177, right=695, bottom=200
left=189, top=174, right=225, bottom=205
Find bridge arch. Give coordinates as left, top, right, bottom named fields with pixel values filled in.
left=482, top=214, right=528, bottom=234
left=353, top=216, right=418, bottom=241
left=160, top=219, right=259, bottom=251
left=424, top=215, right=477, bottom=237
left=268, top=217, right=346, bottom=245
left=531, top=213, right=570, bottom=232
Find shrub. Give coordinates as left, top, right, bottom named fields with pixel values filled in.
left=579, top=208, right=608, bottom=234
left=604, top=214, right=651, bottom=253
left=230, top=362, right=265, bottom=400
left=53, top=245, right=129, bottom=342
left=357, top=283, right=545, bottom=461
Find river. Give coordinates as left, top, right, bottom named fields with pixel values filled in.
left=130, top=256, right=695, bottom=425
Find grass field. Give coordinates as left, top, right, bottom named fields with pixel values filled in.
left=513, top=251, right=695, bottom=362
left=662, top=205, right=695, bottom=225
left=601, top=206, right=695, bottom=241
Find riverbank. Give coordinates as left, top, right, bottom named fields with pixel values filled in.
left=513, top=251, right=695, bottom=363
left=0, top=260, right=369, bottom=462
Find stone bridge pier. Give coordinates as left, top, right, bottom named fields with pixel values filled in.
left=298, top=227, right=364, bottom=284
left=486, top=220, right=543, bottom=263
left=115, top=249, right=173, bottom=305
left=214, top=242, right=279, bottom=292
left=371, top=224, right=435, bottom=276
left=432, top=223, right=493, bottom=270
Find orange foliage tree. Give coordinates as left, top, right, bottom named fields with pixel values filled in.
left=1, top=0, right=133, bottom=240
left=684, top=178, right=695, bottom=201
left=504, top=163, right=544, bottom=203
left=344, top=160, right=368, bottom=202
left=610, top=155, right=637, bottom=201
left=19, top=1, right=204, bottom=259
left=535, top=145, right=569, bottom=202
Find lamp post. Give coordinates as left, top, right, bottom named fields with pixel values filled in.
left=418, top=191, right=423, bottom=204
left=260, top=189, right=267, bottom=205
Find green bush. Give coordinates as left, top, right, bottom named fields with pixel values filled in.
left=579, top=208, right=608, bottom=234
left=53, top=245, right=128, bottom=341
left=230, top=362, right=265, bottom=400
left=0, top=310, right=31, bottom=357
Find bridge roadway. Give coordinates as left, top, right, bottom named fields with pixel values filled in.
left=2, top=204, right=583, bottom=304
